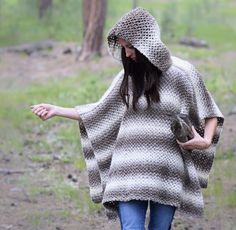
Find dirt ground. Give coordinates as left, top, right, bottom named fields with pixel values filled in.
left=0, top=42, right=236, bottom=230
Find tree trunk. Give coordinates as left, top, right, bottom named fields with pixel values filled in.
left=78, top=0, right=107, bottom=61
left=133, top=0, right=138, bottom=9
left=82, top=0, right=92, bottom=37
left=39, top=0, right=52, bottom=18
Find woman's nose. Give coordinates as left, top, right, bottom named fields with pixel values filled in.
left=125, top=48, right=132, bottom=58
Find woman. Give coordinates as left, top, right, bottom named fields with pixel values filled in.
left=31, top=8, right=224, bottom=230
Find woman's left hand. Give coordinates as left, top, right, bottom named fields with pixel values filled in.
left=177, top=126, right=211, bottom=150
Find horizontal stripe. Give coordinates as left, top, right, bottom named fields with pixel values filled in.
left=82, top=145, right=95, bottom=160
left=103, top=183, right=182, bottom=207
left=114, top=135, right=178, bottom=153
left=117, top=125, right=174, bottom=141
left=180, top=192, right=204, bottom=215
left=111, top=149, right=183, bottom=168
left=75, top=60, right=224, bottom=219
left=90, top=185, right=103, bottom=194
left=85, top=158, right=99, bottom=171
left=97, top=154, right=112, bottom=173
left=90, top=185, right=103, bottom=202
left=82, top=104, right=124, bottom=138
left=105, top=176, right=183, bottom=194
left=87, top=169, right=101, bottom=187
left=108, top=161, right=184, bottom=182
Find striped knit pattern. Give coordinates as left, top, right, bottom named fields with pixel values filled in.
left=75, top=8, right=224, bottom=220
left=75, top=57, right=224, bottom=220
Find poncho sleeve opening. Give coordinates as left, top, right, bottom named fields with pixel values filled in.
left=188, top=65, right=224, bottom=188
left=74, top=70, right=126, bottom=202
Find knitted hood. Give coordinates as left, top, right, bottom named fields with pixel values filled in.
left=107, top=7, right=172, bottom=72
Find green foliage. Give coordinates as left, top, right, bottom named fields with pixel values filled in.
left=27, top=168, right=101, bottom=214
left=1, top=0, right=236, bottom=51
left=27, top=209, right=71, bottom=228
left=195, top=23, right=236, bottom=50
left=74, top=157, right=86, bottom=171
left=226, top=192, right=236, bottom=208
left=160, top=2, right=178, bottom=42
left=0, top=66, right=116, bottom=151
left=169, top=44, right=218, bottom=59
left=204, top=152, right=236, bottom=210
left=54, top=183, right=101, bottom=213
left=200, top=62, right=236, bottom=110
left=30, top=154, right=51, bottom=162
left=0, top=0, right=83, bottom=46
left=0, top=0, right=235, bottom=226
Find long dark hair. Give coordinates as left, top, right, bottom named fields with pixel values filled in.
left=120, top=47, right=162, bottom=111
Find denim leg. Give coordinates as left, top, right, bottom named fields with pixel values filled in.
left=118, top=200, right=148, bottom=230
left=148, top=201, right=176, bottom=230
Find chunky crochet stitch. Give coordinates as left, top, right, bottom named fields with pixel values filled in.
left=107, top=7, right=172, bottom=72
left=75, top=8, right=224, bottom=220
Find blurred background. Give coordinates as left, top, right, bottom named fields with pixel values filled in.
left=0, top=0, right=236, bottom=229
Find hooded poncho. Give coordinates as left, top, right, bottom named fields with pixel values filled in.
left=75, top=8, right=224, bottom=220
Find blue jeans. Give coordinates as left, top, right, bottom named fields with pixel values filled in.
left=118, top=200, right=176, bottom=230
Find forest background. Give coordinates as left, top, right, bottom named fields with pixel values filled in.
left=0, top=0, right=236, bottom=229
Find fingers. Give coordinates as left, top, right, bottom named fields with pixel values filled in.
left=176, top=134, right=208, bottom=150
left=34, top=107, right=46, bottom=116
left=31, top=104, right=48, bottom=119
left=177, top=139, right=194, bottom=150
left=31, top=104, right=45, bottom=111
left=176, top=139, right=194, bottom=145
left=41, top=109, right=48, bottom=117
left=191, top=126, right=199, bottom=136
left=38, top=109, right=47, bottom=117
left=40, top=114, right=48, bottom=121
left=176, top=139, right=183, bottom=145
left=176, top=137, right=197, bottom=150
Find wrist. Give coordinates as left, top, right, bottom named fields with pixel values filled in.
left=204, top=137, right=211, bottom=147
left=54, top=106, right=62, bottom=116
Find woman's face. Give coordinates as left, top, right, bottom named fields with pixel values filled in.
left=118, top=38, right=137, bottom=61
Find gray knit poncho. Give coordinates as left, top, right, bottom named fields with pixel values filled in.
left=75, top=8, right=224, bottom=220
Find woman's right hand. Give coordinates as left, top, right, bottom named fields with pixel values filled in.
left=31, top=103, right=58, bottom=121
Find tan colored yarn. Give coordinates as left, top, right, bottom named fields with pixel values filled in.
left=75, top=8, right=224, bottom=220
left=107, top=7, right=172, bottom=72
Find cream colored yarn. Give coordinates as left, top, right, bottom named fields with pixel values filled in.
left=107, top=7, right=172, bottom=72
